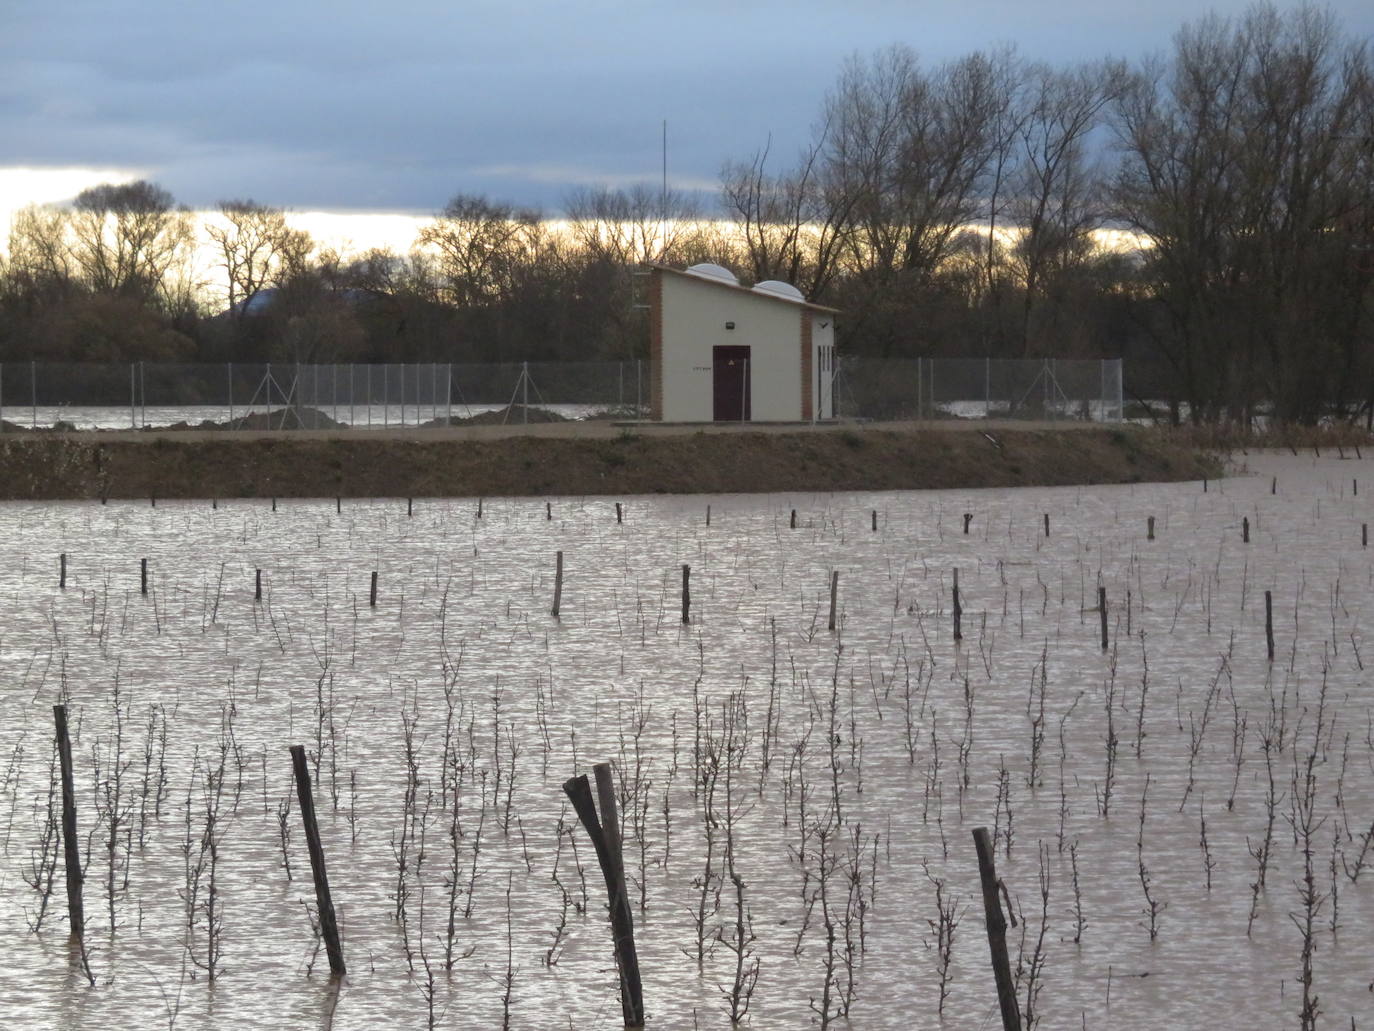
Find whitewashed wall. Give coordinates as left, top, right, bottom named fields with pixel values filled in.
left=659, top=273, right=806, bottom=422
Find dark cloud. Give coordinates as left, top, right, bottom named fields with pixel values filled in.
left=5, top=0, right=1372, bottom=214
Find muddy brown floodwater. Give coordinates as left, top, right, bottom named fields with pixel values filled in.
left=0, top=449, right=1369, bottom=1029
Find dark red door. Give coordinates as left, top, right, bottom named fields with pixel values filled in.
left=712, top=345, right=751, bottom=421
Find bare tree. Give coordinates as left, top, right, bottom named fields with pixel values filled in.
left=720, top=130, right=852, bottom=297
left=416, top=194, right=544, bottom=309
left=1007, top=61, right=1120, bottom=355
left=1112, top=4, right=1374, bottom=424
left=205, top=200, right=310, bottom=318
left=69, top=181, right=192, bottom=305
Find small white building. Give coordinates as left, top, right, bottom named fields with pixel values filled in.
left=647, top=263, right=837, bottom=422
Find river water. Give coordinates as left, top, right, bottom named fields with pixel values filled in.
left=0, top=451, right=1369, bottom=1029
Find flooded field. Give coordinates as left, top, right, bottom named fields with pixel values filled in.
left=0, top=451, right=1370, bottom=1029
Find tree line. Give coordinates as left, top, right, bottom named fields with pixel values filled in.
left=0, top=3, right=1370, bottom=424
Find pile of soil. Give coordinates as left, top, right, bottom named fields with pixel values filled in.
left=425, top=405, right=572, bottom=427
left=0, top=425, right=1220, bottom=501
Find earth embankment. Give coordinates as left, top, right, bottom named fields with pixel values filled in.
left=0, top=422, right=1219, bottom=500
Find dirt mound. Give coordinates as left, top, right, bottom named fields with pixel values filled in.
left=0, top=425, right=1221, bottom=501
left=426, top=405, right=572, bottom=427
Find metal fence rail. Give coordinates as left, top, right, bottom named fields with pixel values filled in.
left=0, top=357, right=1120, bottom=430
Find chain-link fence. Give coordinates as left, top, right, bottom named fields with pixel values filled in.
left=0, top=357, right=1120, bottom=429
left=0, top=361, right=651, bottom=430
left=834, top=357, right=1123, bottom=422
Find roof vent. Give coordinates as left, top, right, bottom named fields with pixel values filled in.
left=752, top=280, right=805, bottom=302
left=684, top=262, right=739, bottom=286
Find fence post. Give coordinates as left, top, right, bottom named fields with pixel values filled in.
left=289, top=745, right=346, bottom=977
left=54, top=705, right=84, bottom=941
left=972, top=827, right=1021, bottom=1031
left=227, top=362, right=234, bottom=426
left=30, top=359, right=36, bottom=430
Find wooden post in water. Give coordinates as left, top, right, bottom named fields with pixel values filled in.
left=212, top=497, right=218, bottom=511
left=1272, top=477, right=1277, bottom=495
left=1363, top=523, right=1368, bottom=548
left=407, top=497, right=412, bottom=517
left=477, top=497, right=483, bottom=519
left=615, top=502, right=622, bottom=524
left=54, top=705, right=84, bottom=941
left=272, top=497, right=277, bottom=512
left=1098, top=586, right=1108, bottom=650
left=790, top=509, right=797, bottom=529
left=952, top=568, right=963, bottom=642
left=681, top=564, right=691, bottom=624
left=546, top=501, right=552, bottom=521
left=59, top=553, right=66, bottom=589
left=552, top=551, right=563, bottom=618
left=1147, top=516, right=1155, bottom=541
left=336, top=496, right=341, bottom=514
left=1242, top=516, right=1250, bottom=543
left=972, top=827, right=1021, bottom=1031
left=289, top=745, right=345, bottom=978
left=705, top=504, right=711, bottom=526
left=963, top=512, right=973, bottom=534
left=561, top=766, right=644, bottom=1028
left=151, top=495, right=156, bottom=508
left=140, top=558, right=148, bottom=596
left=872, top=509, right=878, bottom=532
left=369, top=571, right=378, bottom=608
left=828, top=571, right=839, bottom=631
left=1265, top=590, right=1275, bottom=662
left=1043, top=513, right=1049, bottom=538
left=255, top=568, right=262, bottom=602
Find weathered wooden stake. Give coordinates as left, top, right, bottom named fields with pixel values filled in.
left=1098, top=586, right=1108, bottom=650
left=1204, top=478, right=1208, bottom=493
left=477, top=497, right=483, bottom=519
left=1363, top=523, right=1368, bottom=548
left=272, top=497, right=277, bottom=512
left=1265, top=589, right=1275, bottom=662
left=828, top=570, right=839, bottom=631
left=952, top=567, right=963, bottom=642
left=255, top=568, right=262, bottom=602
left=336, top=496, right=341, bottom=514
left=54, top=705, right=84, bottom=941
left=681, top=564, right=691, bottom=624
left=790, top=508, right=797, bottom=529
left=561, top=766, right=644, bottom=1028
left=973, top=827, right=1021, bottom=1031
left=1272, top=476, right=1277, bottom=495
left=1242, top=516, right=1250, bottom=543
left=963, top=512, right=973, bottom=534
left=289, top=745, right=346, bottom=977
left=552, top=551, right=563, bottom=618
left=705, top=504, right=711, bottom=526
left=872, top=509, right=878, bottom=532
left=407, top=497, right=413, bottom=517
left=151, top=495, right=156, bottom=508
left=546, top=501, right=552, bottom=521
left=140, top=558, right=148, bottom=596
left=59, top=553, right=67, bottom=589
left=1147, top=515, right=1156, bottom=540
left=615, top=502, right=622, bottom=524
left=212, top=497, right=218, bottom=510
left=1043, top=512, right=1049, bottom=538
left=369, top=571, right=378, bottom=608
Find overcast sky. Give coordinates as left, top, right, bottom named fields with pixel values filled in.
left=4, top=0, right=1372, bottom=223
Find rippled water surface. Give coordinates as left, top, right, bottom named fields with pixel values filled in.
left=1, top=451, right=1371, bottom=1029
